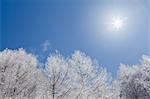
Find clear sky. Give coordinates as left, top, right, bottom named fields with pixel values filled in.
left=0, top=0, right=150, bottom=77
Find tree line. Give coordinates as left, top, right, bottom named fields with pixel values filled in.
left=0, top=48, right=149, bottom=99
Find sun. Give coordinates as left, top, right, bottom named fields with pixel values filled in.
left=111, top=16, right=124, bottom=31
left=105, top=14, right=127, bottom=32
left=103, top=14, right=128, bottom=39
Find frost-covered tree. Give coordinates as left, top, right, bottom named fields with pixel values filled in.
left=44, top=51, right=113, bottom=99
left=3, top=48, right=150, bottom=99
left=0, top=49, right=46, bottom=99
left=118, top=55, right=150, bottom=99
left=44, top=53, right=74, bottom=99
left=109, top=80, right=120, bottom=99
left=68, top=51, right=111, bottom=99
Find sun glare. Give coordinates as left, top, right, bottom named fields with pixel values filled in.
left=111, top=16, right=124, bottom=31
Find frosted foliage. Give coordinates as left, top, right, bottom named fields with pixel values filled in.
left=45, top=53, right=73, bottom=99
left=43, top=51, right=113, bottom=99
left=118, top=55, right=150, bottom=99
left=68, top=51, right=111, bottom=99
left=142, top=55, right=150, bottom=65
left=0, top=49, right=45, bottom=99
left=1, top=48, right=149, bottom=99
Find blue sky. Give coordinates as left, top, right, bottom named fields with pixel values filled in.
left=0, top=0, right=150, bottom=77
